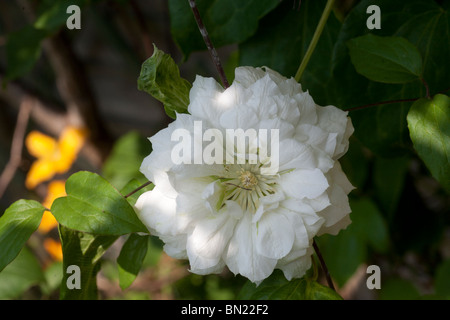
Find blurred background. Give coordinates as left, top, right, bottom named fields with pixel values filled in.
left=0, top=0, right=449, bottom=300
left=0, top=0, right=239, bottom=300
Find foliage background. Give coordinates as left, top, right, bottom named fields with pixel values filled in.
left=0, top=0, right=449, bottom=300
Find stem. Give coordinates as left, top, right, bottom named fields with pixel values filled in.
left=313, top=239, right=335, bottom=291
left=124, top=181, right=153, bottom=198
left=188, top=0, right=230, bottom=88
left=420, top=77, right=430, bottom=99
left=294, top=0, right=335, bottom=82
left=345, top=97, right=419, bottom=112
left=0, top=99, right=33, bottom=198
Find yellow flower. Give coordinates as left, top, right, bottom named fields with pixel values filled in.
left=38, top=180, right=66, bottom=234
left=44, top=238, right=63, bottom=261
left=25, top=126, right=88, bottom=189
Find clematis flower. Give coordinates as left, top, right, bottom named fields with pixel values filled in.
left=135, top=66, right=354, bottom=283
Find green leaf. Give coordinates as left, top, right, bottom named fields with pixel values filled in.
left=0, top=247, right=44, bottom=299
left=347, top=34, right=423, bottom=84
left=374, top=156, right=410, bottom=218
left=59, top=225, right=118, bottom=300
left=0, top=200, right=46, bottom=272
left=239, top=0, right=341, bottom=105
left=138, top=45, right=192, bottom=119
left=40, top=261, right=63, bottom=296
left=318, top=198, right=389, bottom=286
left=168, top=0, right=280, bottom=59
left=332, top=0, right=449, bottom=156
left=351, top=199, right=390, bottom=253
left=51, top=171, right=148, bottom=235
left=102, top=131, right=151, bottom=190
left=117, top=233, right=149, bottom=290
left=4, top=26, right=47, bottom=84
left=34, top=0, right=88, bottom=32
left=237, top=270, right=342, bottom=300
left=318, top=227, right=366, bottom=287
left=142, top=236, right=164, bottom=267
left=407, top=94, right=450, bottom=193
left=339, top=138, right=369, bottom=190
left=435, top=259, right=450, bottom=298
left=379, top=278, right=420, bottom=300
left=306, top=280, right=343, bottom=300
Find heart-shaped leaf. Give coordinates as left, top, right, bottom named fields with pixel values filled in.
left=51, top=171, right=148, bottom=235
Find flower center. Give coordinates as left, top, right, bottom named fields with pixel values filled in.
left=216, top=164, right=277, bottom=213
left=239, top=170, right=258, bottom=189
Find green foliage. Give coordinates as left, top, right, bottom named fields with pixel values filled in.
left=59, top=225, right=118, bottom=300
left=379, top=278, right=421, bottom=300
left=240, top=0, right=340, bottom=104
left=117, top=233, right=149, bottom=290
left=34, top=0, right=88, bottom=32
left=4, top=0, right=92, bottom=84
left=238, top=270, right=342, bottom=300
left=102, top=131, right=152, bottom=190
left=331, top=0, right=450, bottom=156
left=0, top=200, right=46, bottom=272
left=51, top=171, right=147, bottom=235
left=4, top=26, right=47, bottom=84
left=347, top=34, right=423, bottom=84
left=0, top=248, right=44, bottom=299
left=407, top=94, right=450, bottom=193
left=318, top=198, right=389, bottom=287
left=435, top=260, right=450, bottom=298
left=168, top=0, right=280, bottom=59
left=1, top=0, right=449, bottom=301
left=138, top=45, right=192, bottom=119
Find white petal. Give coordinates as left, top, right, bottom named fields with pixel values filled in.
left=161, top=234, right=188, bottom=259
left=317, top=184, right=352, bottom=235
left=319, top=214, right=351, bottom=236
left=252, top=191, right=285, bottom=223
left=219, top=104, right=259, bottom=130
left=255, top=212, right=294, bottom=259
left=277, top=247, right=314, bottom=280
left=189, top=75, right=223, bottom=105
left=224, top=200, right=244, bottom=220
left=327, top=162, right=355, bottom=194
left=278, top=139, right=317, bottom=171
left=187, top=214, right=236, bottom=270
left=315, top=105, right=353, bottom=159
left=201, top=180, right=225, bottom=214
left=225, top=213, right=277, bottom=283
left=135, top=187, right=178, bottom=236
left=190, top=260, right=226, bottom=275
left=234, top=67, right=266, bottom=88
left=280, top=168, right=329, bottom=199
left=293, top=92, right=318, bottom=124
left=295, top=124, right=338, bottom=157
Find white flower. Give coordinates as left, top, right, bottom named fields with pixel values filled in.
left=135, top=66, right=354, bottom=283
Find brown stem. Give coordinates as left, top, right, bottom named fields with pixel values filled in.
left=188, top=0, right=229, bottom=88
left=124, top=181, right=153, bottom=198
left=0, top=98, right=33, bottom=198
left=420, top=77, right=430, bottom=98
left=345, top=97, right=420, bottom=112
left=313, top=239, right=336, bottom=291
